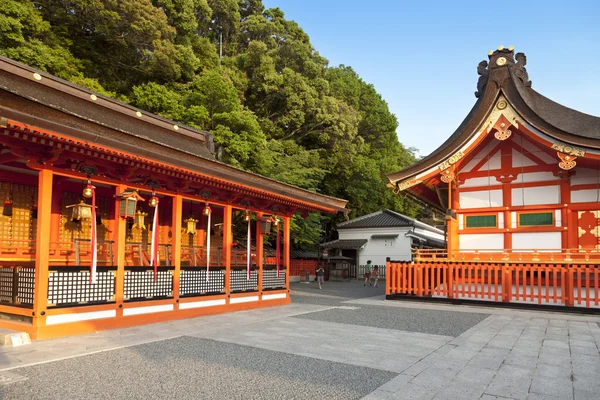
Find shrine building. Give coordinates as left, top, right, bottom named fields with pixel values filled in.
left=0, top=56, right=348, bottom=339
left=386, top=47, right=600, bottom=309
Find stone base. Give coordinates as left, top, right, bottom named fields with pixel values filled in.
left=0, top=329, right=31, bottom=347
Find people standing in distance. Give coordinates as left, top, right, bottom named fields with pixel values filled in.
left=316, top=263, right=325, bottom=290
left=364, top=260, right=372, bottom=286
left=371, top=266, right=379, bottom=287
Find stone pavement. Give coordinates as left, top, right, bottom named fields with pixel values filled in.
left=0, top=280, right=599, bottom=399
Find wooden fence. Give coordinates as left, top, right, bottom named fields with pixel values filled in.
left=387, top=261, right=600, bottom=309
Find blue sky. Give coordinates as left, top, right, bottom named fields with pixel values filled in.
left=262, top=0, right=600, bottom=157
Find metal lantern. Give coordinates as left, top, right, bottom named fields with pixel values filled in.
left=2, top=199, right=13, bottom=217
left=132, top=210, right=147, bottom=230
left=259, top=216, right=272, bottom=235
left=183, top=216, right=198, bottom=235
left=203, top=202, right=212, bottom=216
left=66, top=199, right=93, bottom=222
left=114, top=190, right=144, bottom=219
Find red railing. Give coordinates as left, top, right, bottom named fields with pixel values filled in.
left=413, top=248, right=600, bottom=263
left=387, top=261, right=600, bottom=309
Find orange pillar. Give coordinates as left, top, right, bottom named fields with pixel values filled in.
left=114, top=185, right=127, bottom=315
left=223, top=205, right=233, bottom=300
left=172, top=195, right=182, bottom=302
left=33, top=169, right=53, bottom=327
left=256, top=212, right=264, bottom=295
left=284, top=216, right=291, bottom=290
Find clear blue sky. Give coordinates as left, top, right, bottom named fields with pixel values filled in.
left=262, top=0, right=600, bottom=157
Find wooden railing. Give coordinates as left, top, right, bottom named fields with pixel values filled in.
left=387, top=261, right=600, bottom=308
left=413, top=248, right=600, bottom=263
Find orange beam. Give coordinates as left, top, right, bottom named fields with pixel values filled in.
left=114, top=184, right=127, bottom=315
left=284, top=216, right=291, bottom=290
left=223, top=205, right=232, bottom=300
left=172, top=195, right=182, bottom=302
left=256, top=212, right=264, bottom=295
left=33, top=169, right=53, bottom=327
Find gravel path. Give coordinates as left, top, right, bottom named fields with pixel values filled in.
left=292, top=305, right=489, bottom=337
left=0, top=337, right=395, bottom=400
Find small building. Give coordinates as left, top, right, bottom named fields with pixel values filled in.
left=320, top=209, right=444, bottom=277
left=0, top=56, right=348, bottom=339
left=386, top=47, right=600, bottom=309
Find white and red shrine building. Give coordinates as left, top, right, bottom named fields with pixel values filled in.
left=386, top=47, right=600, bottom=309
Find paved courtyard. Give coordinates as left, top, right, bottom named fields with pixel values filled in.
left=1, top=280, right=599, bottom=399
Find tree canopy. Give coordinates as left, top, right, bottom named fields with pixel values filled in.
left=1, top=0, right=423, bottom=248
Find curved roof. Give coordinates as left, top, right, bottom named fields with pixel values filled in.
left=388, top=48, right=600, bottom=185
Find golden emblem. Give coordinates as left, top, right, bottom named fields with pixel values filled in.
left=496, top=101, right=507, bottom=110
left=551, top=142, right=585, bottom=157
left=557, top=152, right=577, bottom=170
left=496, top=57, right=507, bottom=66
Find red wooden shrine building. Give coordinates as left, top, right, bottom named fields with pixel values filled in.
left=387, top=47, right=600, bottom=309
left=0, top=56, right=348, bottom=339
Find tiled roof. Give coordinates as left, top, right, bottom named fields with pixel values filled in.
left=291, top=250, right=320, bottom=259
left=337, top=210, right=411, bottom=229
left=319, top=239, right=368, bottom=249
left=371, top=234, right=400, bottom=239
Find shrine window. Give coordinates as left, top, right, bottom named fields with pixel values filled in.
left=518, top=212, right=554, bottom=227
left=465, top=214, right=497, bottom=228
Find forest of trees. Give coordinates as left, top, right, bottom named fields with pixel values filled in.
left=0, top=0, right=423, bottom=248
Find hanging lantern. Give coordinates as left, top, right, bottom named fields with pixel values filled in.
left=149, top=191, right=158, bottom=207
left=203, top=202, right=212, bottom=216
left=260, top=216, right=272, bottom=235
left=245, top=210, right=251, bottom=222
left=66, top=199, right=93, bottom=222
left=82, top=179, right=93, bottom=199
left=132, top=209, right=147, bottom=230
left=272, top=216, right=280, bottom=226
left=114, top=190, right=144, bottom=219
left=183, top=216, right=198, bottom=235
left=2, top=199, right=13, bottom=217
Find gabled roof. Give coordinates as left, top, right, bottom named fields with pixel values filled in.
left=387, top=47, right=600, bottom=192
left=336, top=209, right=443, bottom=234
left=319, top=239, right=368, bottom=249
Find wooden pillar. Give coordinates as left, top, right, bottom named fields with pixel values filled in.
left=223, top=205, right=233, bottom=299
left=33, top=169, right=53, bottom=326
left=502, top=183, right=512, bottom=251
left=114, top=185, right=127, bottom=315
left=284, top=216, right=291, bottom=289
left=256, top=212, right=264, bottom=294
left=172, top=195, right=182, bottom=301
left=560, top=173, right=571, bottom=250
left=49, top=180, right=62, bottom=251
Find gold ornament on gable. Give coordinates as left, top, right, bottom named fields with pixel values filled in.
left=551, top=143, right=585, bottom=157
left=494, top=122, right=512, bottom=141
left=438, top=151, right=465, bottom=171
left=557, top=152, right=577, bottom=171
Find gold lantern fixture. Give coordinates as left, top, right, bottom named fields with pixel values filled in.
left=244, top=210, right=251, bottom=222
left=132, top=209, right=147, bottom=230
left=82, top=178, right=93, bottom=199
left=66, top=199, right=93, bottom=222
left=114, top=190, right=145, bottom=219
left=148, top=190, right=158, bottom=207
left=183, top=216, right=198, bottom=235
left=203, top=202, right=212, bottom=216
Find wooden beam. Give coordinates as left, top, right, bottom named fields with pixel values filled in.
left=33, top=169, right=53, bottom=327
left=223, top=205, right=232, bottom=300
left=172, top=195, right=182, bottom=302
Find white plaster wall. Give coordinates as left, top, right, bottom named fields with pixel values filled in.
left=460, top=177, right=495, bottom=188
left=512, top=232, right=562, bottom=251
left=516, top=171, right=558, bottom=183
left=511, top=186, right=560, bottom=206
left=459, top=234, right=504, bottom=251
left=571, top=168, right=600, bottom=186
left=572, top=189, right=600, bottom=203
left=459, top=190, right=503, bottom=209
left=338, top=227, right=443, bottom=264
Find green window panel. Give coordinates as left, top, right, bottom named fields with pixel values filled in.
left=519, top=212, right=553, bottom=226
left=465, top=215, right=497, bottom=228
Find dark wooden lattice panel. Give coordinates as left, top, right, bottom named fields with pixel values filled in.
left=262, top=269, right=286, bottom=290
left=230, top=268, right=258, bottom=292
left=48, top=268, right=116, bottom=307
left=17, top=267, right=35, bottom=305
left=124, top=267, right=173, bottom=301
left=0, top=267, right=14, bottom=303
left=180, top=268, right=225, bottom=296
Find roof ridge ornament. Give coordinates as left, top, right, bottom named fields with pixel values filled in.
left=475, top=60, right=489, bottom=98
left=511, top=52, right=532, bottom=87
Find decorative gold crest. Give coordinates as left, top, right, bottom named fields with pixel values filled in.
left=496, top=100, right=507, bottom=110
left=397, top=179, right=421, bottom=191
left=551, top=142, right=585, bottom=157
left=494, top=122, right=512, bottom=141
left=496, top=57, right=507, bottom=66
left=557, top=152, right=577, bottom=170
left=440, top=168, right=455, bottom=183
left=438, top=151, right=465, bottom=171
